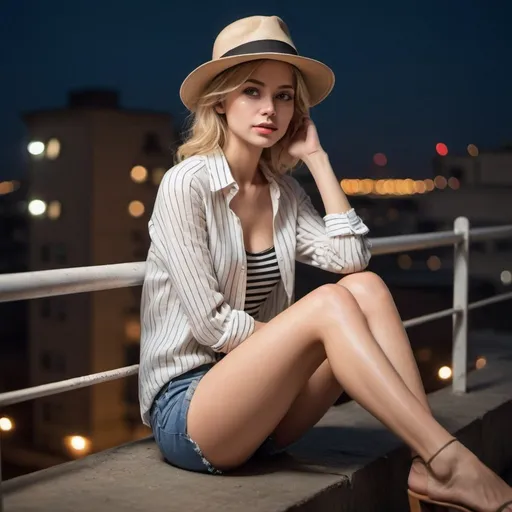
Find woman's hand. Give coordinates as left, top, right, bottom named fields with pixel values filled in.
left=288, top=117, right=324, bottom=160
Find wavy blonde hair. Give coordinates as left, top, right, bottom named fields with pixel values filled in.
left=176, top=59, right=310, bottom=175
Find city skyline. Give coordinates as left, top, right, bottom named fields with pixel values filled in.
left=1, top=1, right=512, bottom=180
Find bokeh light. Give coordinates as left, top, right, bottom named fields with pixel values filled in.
left=436, top=143, right=448, bottom=156
left=28, top=141, right=45, bottom=156
left=438, top=366, right=452, bottom=380
left=373, top=153, right=387, bottom=166
left=501, top=270, right=512, bottom=285
left=467, top=144, right=479, bottom=157
left=131, top=166, right=148, bottom=183
left=46, top=138, right=61, bottom=159
left=128, top=200, right=145, bottom=218
left=28, top=199, right=47, bottom=216
left=0, top=417, right=14, bottom=432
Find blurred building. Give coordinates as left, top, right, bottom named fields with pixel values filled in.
left=0, top=179, right=31, bottom=474
left=416, top=147, right=512, bottom=290
left=23, top=89, right=176, bottom=461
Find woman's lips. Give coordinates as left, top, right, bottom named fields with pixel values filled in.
left=253, top=126, right=276, bottom=135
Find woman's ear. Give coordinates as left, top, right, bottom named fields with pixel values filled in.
left=215, top=102, right=225, bottom=114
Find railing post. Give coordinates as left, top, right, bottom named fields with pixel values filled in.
left=452, top=217, right=470, bottom=393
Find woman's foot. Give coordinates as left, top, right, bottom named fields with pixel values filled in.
left=410, top=440, right=512, bottom=512
left=408, top=453, right=428, bottom=496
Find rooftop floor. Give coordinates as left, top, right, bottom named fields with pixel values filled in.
left=4, top=331, right=512, bottom=511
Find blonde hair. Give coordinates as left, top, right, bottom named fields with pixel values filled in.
left=176, top=59, right=311, bottom=175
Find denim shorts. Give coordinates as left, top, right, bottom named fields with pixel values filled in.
left=150, top=363, right=289, bottom=474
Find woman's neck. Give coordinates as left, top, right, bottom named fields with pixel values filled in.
left=222, top=135, right=264, bottom=189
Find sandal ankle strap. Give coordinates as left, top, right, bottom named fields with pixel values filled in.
left=425, top=438, right=458, bottom=469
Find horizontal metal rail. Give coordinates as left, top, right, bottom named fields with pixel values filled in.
left=369, top=230, right=462, bottom=256
left=0, top=222, right=510, bottom=408
left=402, top=307, right=462, bottom=329
left=469, top=225, right=512, bottom=242
left=468, top=291, right=512, bottom=311
left=0, top=262, right=145, bottom=303
left=2, top=293, right=510, bottom=408
left=1, top=225, right=510, bottom=304
left=0, top=365, right=139, bottom=407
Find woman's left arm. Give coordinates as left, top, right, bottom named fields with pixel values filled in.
left=289, top=120, right=371, bottom=274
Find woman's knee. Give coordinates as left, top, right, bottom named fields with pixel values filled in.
left=337, top=271, right=390, bottom=305
left=309, top=283, right=361, bottom=320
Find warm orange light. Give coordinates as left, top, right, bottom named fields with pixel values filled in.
left=131, top=166, right=148, bottom=183
left=424, top=179, right=435, bottom=191
left=448, top=177, right=460, bottom=190
left=0, top=181, right=14, bottom=195
left=475, top=357, right=487, bottom=370
left=427, top=255, right=441, bottom=271
left=467, top=144, right=479, bottom=157
left=434, top=176, right=447, bottom=189
left=415, top=180, right=427, bottom=193
left=438, top=366, right=452, bottom=380
left=128, top=200, right=145, bottom=218
left=398, top=254, right=412, bottom=269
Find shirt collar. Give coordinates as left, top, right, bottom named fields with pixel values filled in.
left=205, top=147, right=277, bottom=192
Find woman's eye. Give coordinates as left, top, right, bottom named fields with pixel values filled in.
left=277, top=92, right=294, bottom=101
left=243, top=87, right=259, bottom=96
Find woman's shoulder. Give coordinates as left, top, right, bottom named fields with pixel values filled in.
left=276, top=172, right=307, bottom=199
left=160, top=155, right=210, bottom=190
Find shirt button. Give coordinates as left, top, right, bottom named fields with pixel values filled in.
left=241, top=265, right=245, bottom=271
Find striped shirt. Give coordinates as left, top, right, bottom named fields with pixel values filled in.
left=138, top=149, right=371, bottom=425
left=244, top=247, right=281, bottom=318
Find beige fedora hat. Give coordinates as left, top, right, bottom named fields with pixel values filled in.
left=179, top=15, right=335, bottom=112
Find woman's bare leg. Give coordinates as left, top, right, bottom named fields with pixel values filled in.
left=337, top=271, right=431, bottom=490
left=187, top=283, right=512, bottom=509
left=271, top=271, right=431, bottom=452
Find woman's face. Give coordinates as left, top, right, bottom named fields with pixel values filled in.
left=217, top=60, right=296, bottom=150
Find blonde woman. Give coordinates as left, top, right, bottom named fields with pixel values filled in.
left=138, top=15, right=512, bottom=512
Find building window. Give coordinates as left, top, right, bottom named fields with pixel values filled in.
left=41, top=299, right=52, bottom=318
left=56, top=298, right=67, bottom=321
left=46, top=138, right=61, bottom=160
left=54, top=243, right=67, bottom=264
left=47, top=201, right=62, bottom=219
left=152, top=167, right=166, bottom=186
left=41, top=244, right=51, bottom=262
left=142, top=132, right=162, bottom=154
left=449, top=166, right=464, bottom=184
left=40, top=350, right=66, bottom=373
left=42, top=401, right=64, bottom=422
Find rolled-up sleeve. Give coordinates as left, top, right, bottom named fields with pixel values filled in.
left=148, top=167, right=254, bottom=353
left=294, top=182, right=372, bottom=274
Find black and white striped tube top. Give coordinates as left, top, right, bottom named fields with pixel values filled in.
left=243, top=246, right=281, bottom=318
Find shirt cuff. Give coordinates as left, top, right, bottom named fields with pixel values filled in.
left=323, top=209, right=370, bottom=236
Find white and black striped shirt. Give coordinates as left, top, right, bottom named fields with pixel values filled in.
left=138, top=149, right=371, bottom=425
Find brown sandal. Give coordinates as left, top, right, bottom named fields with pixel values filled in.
left=407, top=438, right=512, bottom=512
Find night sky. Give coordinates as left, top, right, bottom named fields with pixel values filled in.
left=1, top=0, right=511, bottom=180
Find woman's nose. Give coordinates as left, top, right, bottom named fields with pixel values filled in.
left=260, top=97, right=276, bottom=117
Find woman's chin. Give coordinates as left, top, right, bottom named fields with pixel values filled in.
left=248, top=135, right=277, bottom=149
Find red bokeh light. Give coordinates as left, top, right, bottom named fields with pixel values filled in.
left=373, top=153, right=387, bottom=166
left=436, top=143, right=448, bottom=156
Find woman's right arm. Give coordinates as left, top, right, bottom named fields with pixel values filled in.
left=148, top=164, right=255, bottom=354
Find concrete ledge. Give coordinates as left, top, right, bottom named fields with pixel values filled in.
left=4, top=333, right=512, bottom=511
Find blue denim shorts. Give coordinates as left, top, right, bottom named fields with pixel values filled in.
left=150, top=363, right=289, bottom=474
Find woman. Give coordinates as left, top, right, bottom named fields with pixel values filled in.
left=138, top=15, right=512, bottom=512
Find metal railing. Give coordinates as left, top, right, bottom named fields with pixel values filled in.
left=0, top=217, right=511, bottom=510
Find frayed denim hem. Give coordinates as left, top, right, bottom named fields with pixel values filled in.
left=186, top=434, right=224, bottom=475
